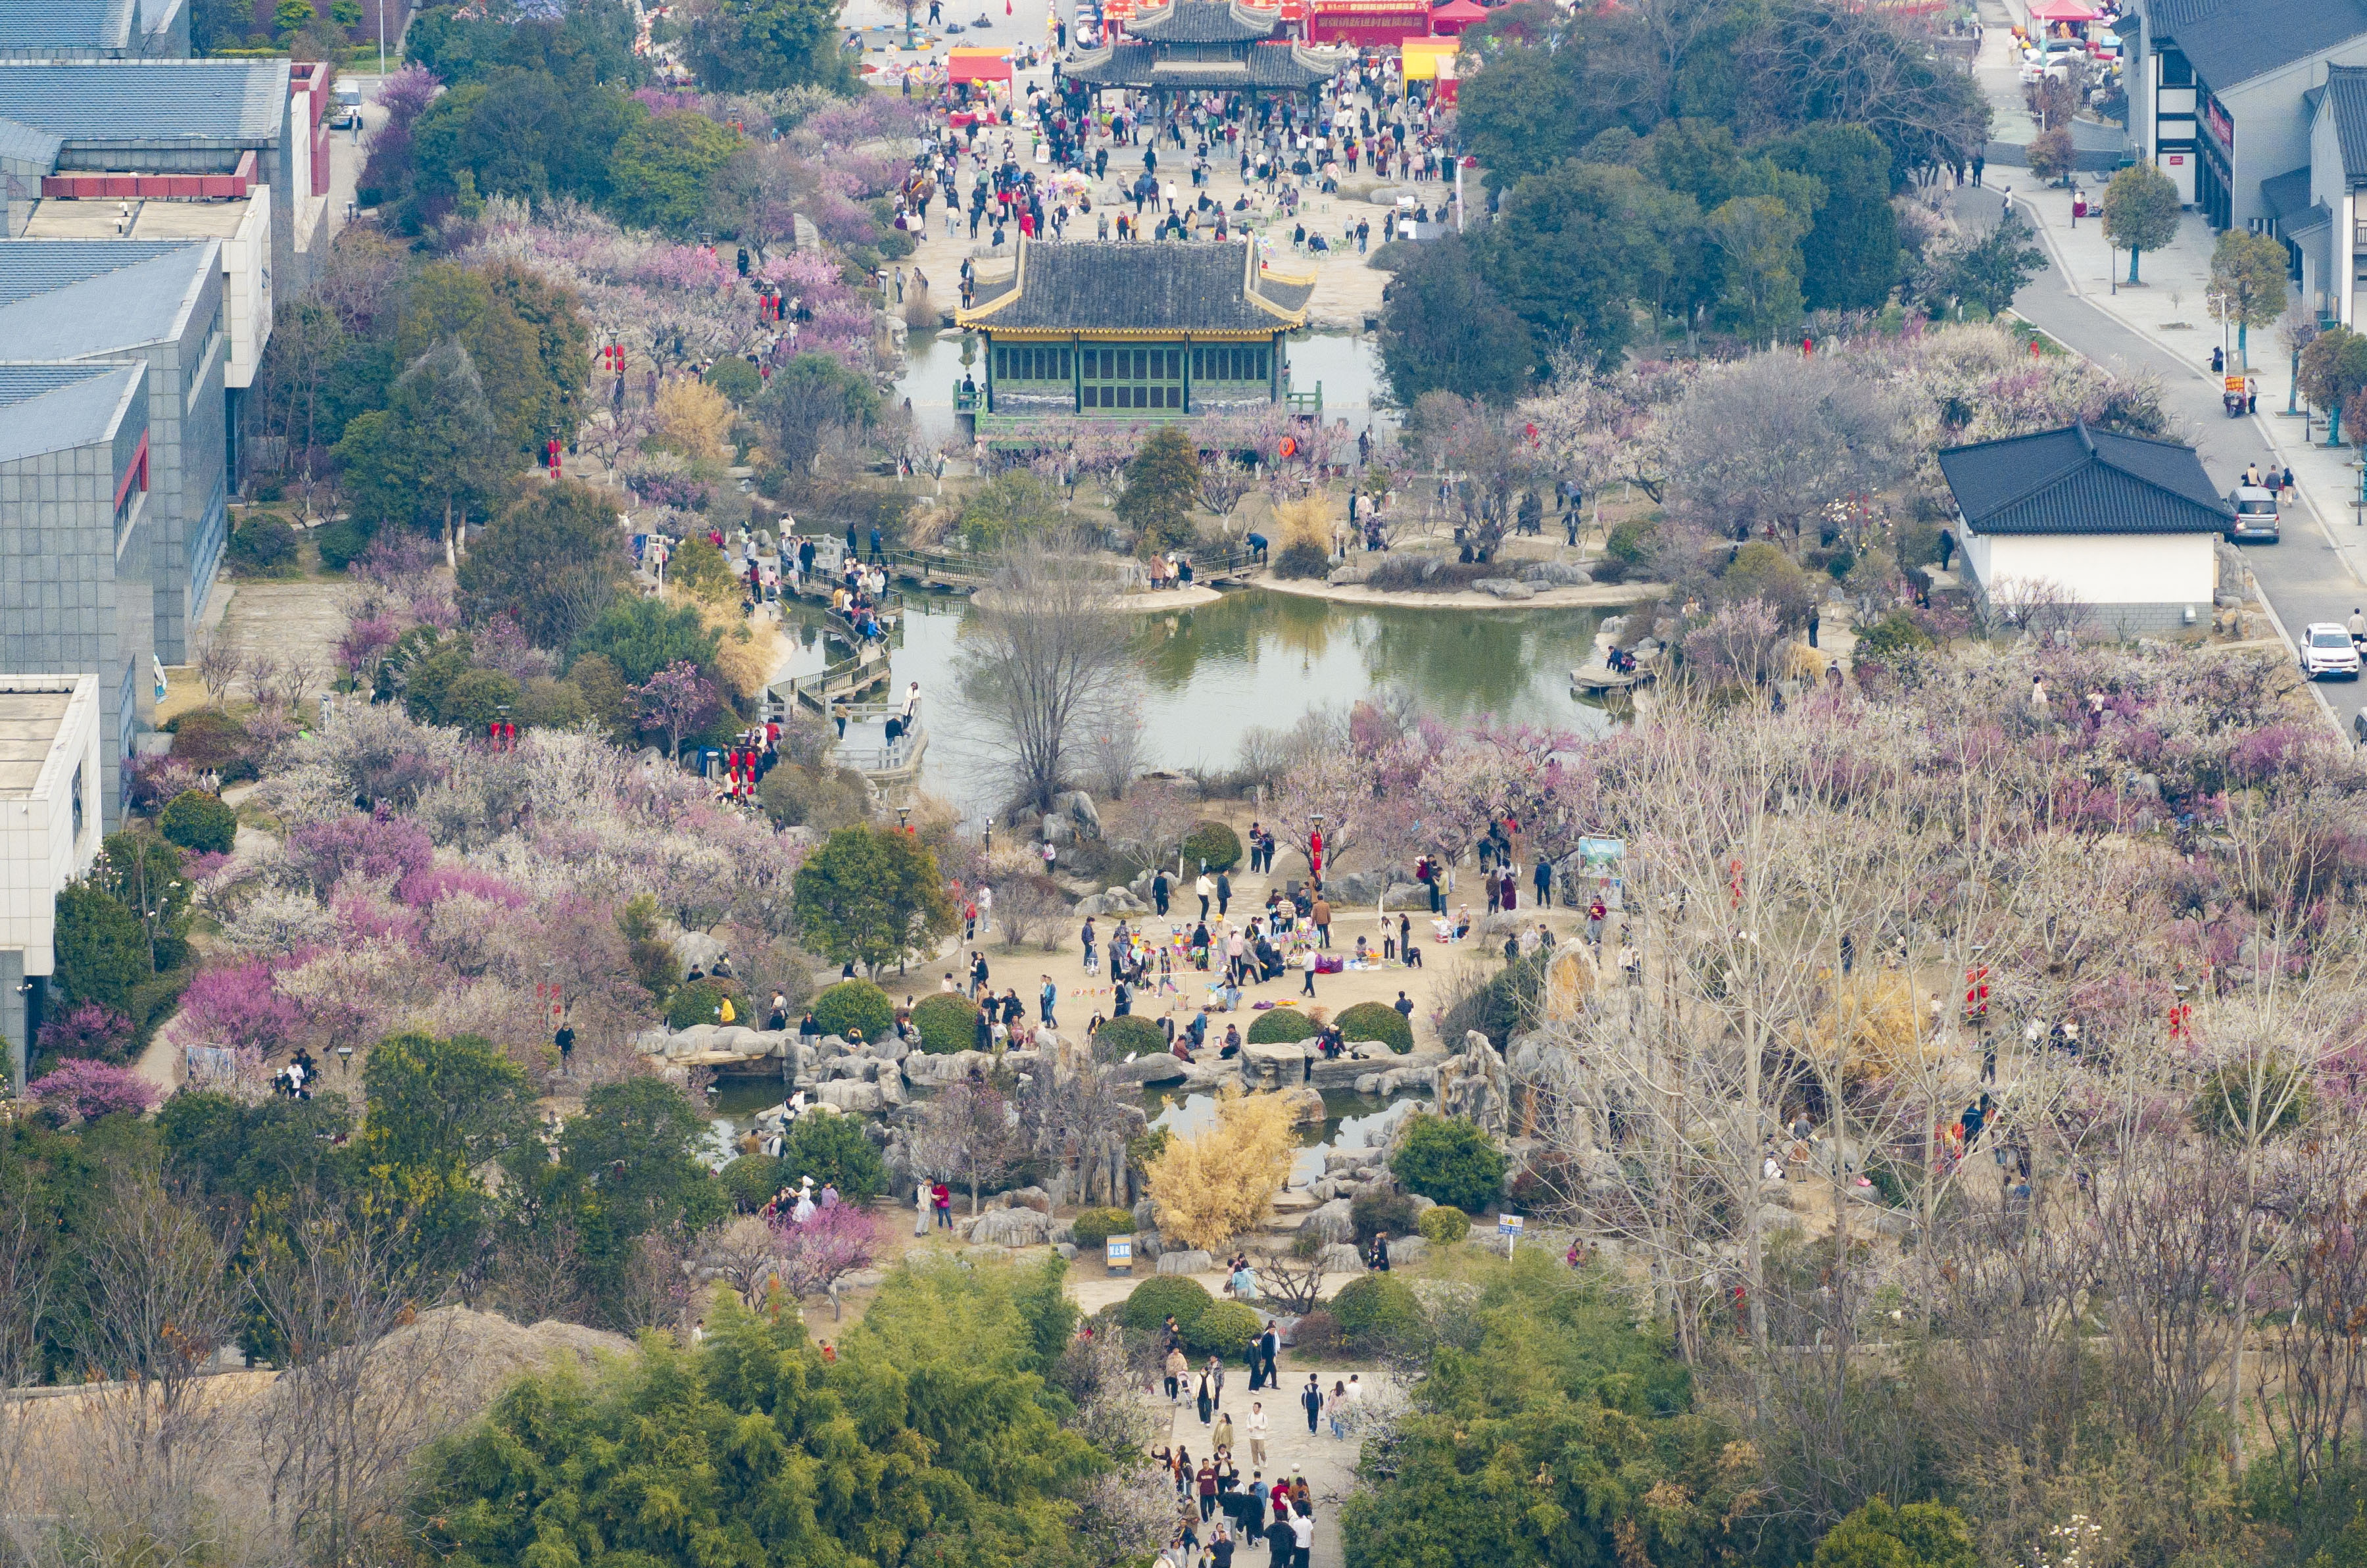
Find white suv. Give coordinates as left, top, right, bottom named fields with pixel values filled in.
left=2301, top=623, right=2361, bottom=681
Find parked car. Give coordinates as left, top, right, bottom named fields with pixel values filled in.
left=2301, top=623, right=2361, bottom=680
left=2226, top=485, right=2280, bottom=543
left=331, top=80, right=363, bottom=128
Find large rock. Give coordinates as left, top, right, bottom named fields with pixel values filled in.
left=968, top=1206, right=1053, bottom=1246
left=1156, top=1248, right=1213, bottom=1275
left=1240, top=1041, right=1311, bottom=1089
left=1384, top=883, right=1427, bottom=907
left=1304, top=1198, right=1355, bottom=1244
left=1385, top=1235, right=1430, bottom=1266
left=1277, top=1085, right=1327, bottom=1127
left=1481, top=910, right=1530, bottom=935
left=1108, top=1053, right=1191, bottom=1085
left=1472, top=577, right=1536, bottom=600
left=1435, top=1029, right=1512, bottom=1139
left=1318, top=1243, right=1366, bottom=1273
left=1327, top=560, right=1373, bottom=586
left=1525, top=560, right=1593, bottom=587
left=1042, top=814, right=1077, bottom=846
left=1058, top=789, right=1103, bottom=837
left=814, top=1079, right=883, bottom=1113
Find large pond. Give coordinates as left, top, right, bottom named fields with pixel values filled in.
left=894, top=328, right=1395, bottom=445
left=777, top=588, right=1619, bottom=813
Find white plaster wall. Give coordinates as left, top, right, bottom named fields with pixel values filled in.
left=0, top=677, right=103, bottom=979
left=1964, top=531, right=2215, bottom=605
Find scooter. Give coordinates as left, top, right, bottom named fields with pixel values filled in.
left=2224, top=391, right=2247, bottom=418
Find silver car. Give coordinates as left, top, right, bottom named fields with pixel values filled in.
left=2227, top=485, right=2280, bottom=543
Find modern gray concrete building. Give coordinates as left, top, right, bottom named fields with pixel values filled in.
left=0, top=358, right=153, bottom=829
left=2129, top=0, right=2367, bottom=230
left=0, top=240, right=228, bottom=664
left=0, top=0, right=191, bottom=62
left=0, top=59, right=328, bottom=292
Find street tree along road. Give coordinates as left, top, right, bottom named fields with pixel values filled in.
left=1970, top=186, right=2367, bottom=741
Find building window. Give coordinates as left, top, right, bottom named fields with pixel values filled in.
left=71, top=763, right=84, bottom=846
left=1081, top=344, right=1183, bottom=409
left=1191, top=344, right=1270, bottom=382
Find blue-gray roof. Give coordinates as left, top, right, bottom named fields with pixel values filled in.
left=0, top=0, right=137, bottom=52
left=0, top=113, right=61, bottom=164
left=1940, top=422, right=2233, bottom=535
left=0, top=59, right=287, bottom=143
left=0, top=240, right=214, bottom=355
left=2330, top=66, right=2367, bottom=182
left=0, top=360, right=141, bottom=464
left=2145, top=0, right=2367, bottom=91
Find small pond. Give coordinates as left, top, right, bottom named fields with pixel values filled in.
left=774, top=589, right=1620, bottom=814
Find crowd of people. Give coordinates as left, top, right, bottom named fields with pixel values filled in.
left=1149, top=1313, right=1349, bottom=1567
left=901, top=40, right=1463, bottom=275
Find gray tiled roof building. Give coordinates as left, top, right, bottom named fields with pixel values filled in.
left=0, top=0, right=190, bottom=61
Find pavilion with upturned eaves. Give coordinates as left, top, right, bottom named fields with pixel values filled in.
left=952, top=236, right=1319, bottom=437
left=1067, top=0, right=1335, bottom=97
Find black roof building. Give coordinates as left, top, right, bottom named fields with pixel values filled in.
left=1936, top=422, right=2233, bottom=535
left=1067, top=0, right=1334, bottom=93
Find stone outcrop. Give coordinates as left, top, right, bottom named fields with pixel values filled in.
left=1156, top=1248, right=1214, bottom=1275
left=1436, top=1029, right=1511, bottom=1139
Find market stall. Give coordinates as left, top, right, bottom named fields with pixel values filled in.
left=1427, top=0, right=1484, bottom=34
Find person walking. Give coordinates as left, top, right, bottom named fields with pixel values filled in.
left=1288, top=1510, right=1313, bottom=1568
left=1299, top=1374, right=1323, bottom=1434
left=1300, top=945, right=1319, bottom=997
left=1206, top=1354, right=1226, bottom=1412
left=1154, top=869, right=1171, bottom=915
left=1197, top=1460, right=1219, bottom=1521
left=1040, top=975, right=1059, bottom=1029
left=1310, top=894, right=1332, bottom=948
left=1197, top=871, right=1215, bottom=920
left=1246, top=1402, right=1269, bottom=1469
left=1532, top=854, right=1553, bottom=909
left=1325, top=1381, right=1348, bottom=1439
left=1197, top=1366, right=1216, bottom=1424
left=1217, top=870, right=1232, bottom=916
left=932, top=1180, right=953, bottom=1229
left=1213, top=1409, right=1234, bottom=1454
left=1166, top=1345, right=1189, bottom=1403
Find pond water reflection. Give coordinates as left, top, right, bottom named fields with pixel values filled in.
left=796, top=589, right=1617, bottom=812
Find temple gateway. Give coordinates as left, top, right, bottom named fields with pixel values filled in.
left=1066, top=0, right=1335, bottom=97
left=954, top=237, right=1318, bottom=435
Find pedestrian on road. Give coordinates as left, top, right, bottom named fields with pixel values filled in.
left=1198, top=1366, right=1216, bottom=1424
left=1041, top=975, right=1059, bottom=1029
left=1197, top=871, right=1214, bottom=919
left=1166, top=1346, right=1188, bottom=1402
left=1300, top=945, right=1319, bottom=997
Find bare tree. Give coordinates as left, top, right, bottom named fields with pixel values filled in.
left=1665, top=353, right=1911, bottom=547
left=243, top=648, right=283, bottom=713
left=1105, top=779, right=1202, bottom=875
left=910, top=1078, right=1025, bottom=1215
left=195, top=629, right=239, bottom=709
left=991, top=871, right=1069, bottom=952
left=281, top=649, right=324, bottom=720
left=699, top=1216, right=781, bottom=1310
left=245, top=1188, right=453, bottom=1568
left=957, top=533, right=1141, bottom=817
left=0, top=1142, right=60, bottom=1509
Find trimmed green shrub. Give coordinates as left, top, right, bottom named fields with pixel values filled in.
left=226, top=512, right=301, bottom=577
left=1350, top=1188, right=1417, bottom=1246
left=704, top=356, right=762, bottom=406
left=442, top=669, right=523, bottom=733
left=778, top=1108, right=888, bottom=1200
left=1118, top=1275, right=1213, bottom=1338
left=911, top=991, right=981, bottom=1054
left=1246, top=1006, right=1317, bottom=1045
left=1093, top=1014, right=1166, bottom=1060
left=812, top=978, right=892, bottom=1042
left=1069, top=1207, right=1136, bottom=1249
left=1186, top=1299, right=1263, bottom=1361
left=512, top=676, right=589, bottom=730
left=1328, top=1273, right=1421, bottom=1348
left=1181, top=820, right=1242, bottom=873
left=666, top=979, right=741, bottom=1030
left=1335, top=1000, right=1414, bottom=1054
left=159, top=791, right=237, bottom=855
left=314, top=518, right=373, bottom=572
left=721, top=1152, right=786, bottom=1212
left=1417, top=1205, right=1471, bottom=1244
left=1390, top=1112, right=1511, bottom=1213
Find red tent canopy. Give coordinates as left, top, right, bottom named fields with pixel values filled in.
left=947, top=48, right=1013, bottom=82
left=1429, top=0, right=1486, bottom=31
left=2028, top=0, right=2097, bottom=20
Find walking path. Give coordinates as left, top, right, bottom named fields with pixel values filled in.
left=1965, top=4, right=2365, bottom=737
left=1152, top=1352, right=1382, bottom=1567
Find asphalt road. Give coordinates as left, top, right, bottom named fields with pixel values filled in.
left=1955, top=185, right=2367, bottom=737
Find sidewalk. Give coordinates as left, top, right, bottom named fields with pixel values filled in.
left=2007, top=182, right=2364, bottom=552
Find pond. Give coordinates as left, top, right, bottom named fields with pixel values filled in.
left=775, top=588, right=1620, bottom=812
left=894, top=327, right=1395, bottom=445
